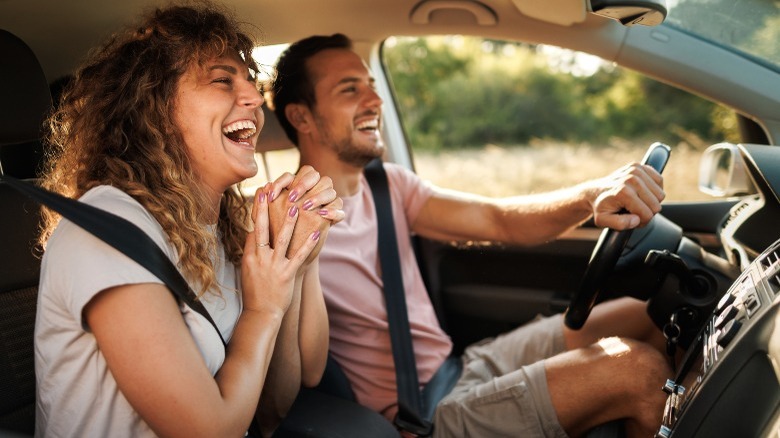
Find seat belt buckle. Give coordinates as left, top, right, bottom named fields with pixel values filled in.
left=394, top=414, right=433, bottom=437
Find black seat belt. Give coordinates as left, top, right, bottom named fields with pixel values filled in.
left=0, top=175, right=226, bottom=347
left=364, top=158, right=433, bottom=437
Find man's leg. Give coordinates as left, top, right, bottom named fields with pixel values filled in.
left=434, top=300, right=671, bottom=437
left=564, top=297, right=667, bottom=354
left=549, top=297, right=672, bottom=437
left=546, top=336, right=671, bottom=437
left=434, top=315, right=569, bottom=437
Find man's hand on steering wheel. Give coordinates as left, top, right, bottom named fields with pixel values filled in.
left=564, top=142, right=671, bottom=330
left=591, top=161, right=665, bottom=230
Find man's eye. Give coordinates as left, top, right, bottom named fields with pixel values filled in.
left=213, top=77, right=233, bottom=85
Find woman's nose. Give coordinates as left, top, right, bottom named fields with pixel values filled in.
left=239, top=80, right=264, bottom=108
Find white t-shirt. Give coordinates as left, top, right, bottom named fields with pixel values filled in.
left=34, top=185, right=241, bottom=438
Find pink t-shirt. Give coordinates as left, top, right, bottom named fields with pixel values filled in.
left=319, top=163, right=453, bottom=421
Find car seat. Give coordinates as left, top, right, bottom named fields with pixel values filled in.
left=0, top=28, right=52, bottom=437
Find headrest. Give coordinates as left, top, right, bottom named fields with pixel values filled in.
left=257, top=103, right=295, bottom=153
left=0, top=29, right=52, bottom=178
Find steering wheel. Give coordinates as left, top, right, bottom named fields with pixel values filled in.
left=564, top=142, right=671, bottom=329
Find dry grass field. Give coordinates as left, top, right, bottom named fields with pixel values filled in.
left=248, top=140, right=710, bottom=202
left=413, top=140, right=709, bottom=201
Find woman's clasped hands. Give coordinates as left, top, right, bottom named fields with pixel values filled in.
left=241, top=165, right=344, bottom=314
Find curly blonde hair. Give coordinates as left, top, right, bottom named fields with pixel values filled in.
left=40, top=1, right=259, bottom=297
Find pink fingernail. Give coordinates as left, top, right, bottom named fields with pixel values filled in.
left=259, top=192, right=266, bottom=202
left=289, top=205, right=298, bottom=217
left=319, top=209, right=328, bottom=216
left=312, top=230, right=320, bottom=241
left=288, top=190, right=298, bottom=202
left=302, top=200, right=314, bottom=211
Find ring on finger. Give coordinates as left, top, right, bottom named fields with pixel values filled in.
left=256, top=242, right=270, bottom=248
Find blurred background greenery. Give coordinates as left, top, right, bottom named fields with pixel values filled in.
left=381, top=36, right=740, bottom=200
left=252, top=36, right=742, bottom=201
left=383, top=36, right=739, bottom=152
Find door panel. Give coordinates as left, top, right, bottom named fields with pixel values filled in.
left=415, top=201, right=733, bottom=354
left=415, top=232, right=597, bottom=354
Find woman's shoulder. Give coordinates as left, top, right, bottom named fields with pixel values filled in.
left=79, top=185, right=163, bottom=231
left=48, top=185, right=169, bottom=254
left=80, top=185, right=143, bottom=213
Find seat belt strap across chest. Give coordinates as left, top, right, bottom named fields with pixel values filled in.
left=364, top=158, right=433, bottom=437
left=0, top=175, right=226, bottom=348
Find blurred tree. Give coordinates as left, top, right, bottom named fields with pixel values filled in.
left=383, top=36, right=734, bottom=150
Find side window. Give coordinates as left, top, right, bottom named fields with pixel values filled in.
left=381, top=36, right=740, bottom=201
left=243, top=44, right=300, bottom=193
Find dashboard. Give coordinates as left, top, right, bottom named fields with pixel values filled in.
left=657, top=236, right=780, bottom=437
left=656, top=144, right=780, bottom=437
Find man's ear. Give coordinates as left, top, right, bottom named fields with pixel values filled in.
left=285, top=103, right=311, bottom=133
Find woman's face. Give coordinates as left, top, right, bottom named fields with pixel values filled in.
left=174, top=52, right=264, bottom=198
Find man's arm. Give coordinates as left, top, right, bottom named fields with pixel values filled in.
left=412, top=162, right=664, bottom=246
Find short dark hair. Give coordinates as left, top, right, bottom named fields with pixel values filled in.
left=271, top=33, right=352, bottom=146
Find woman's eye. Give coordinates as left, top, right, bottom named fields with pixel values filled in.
left=213, top=77, right=233, bottom=85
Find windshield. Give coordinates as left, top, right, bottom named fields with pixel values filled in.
left=665, top=0, right=780, bottom=71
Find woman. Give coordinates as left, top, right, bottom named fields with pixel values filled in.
left=34, top=3, right=342, bottom=437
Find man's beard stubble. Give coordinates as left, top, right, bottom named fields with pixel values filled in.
left=319, top=120, right=384, bottom=168
left=336, top=141, right=383, bottom=168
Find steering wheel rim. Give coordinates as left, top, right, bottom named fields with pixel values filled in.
left=564, top=142, right=671, bottom=330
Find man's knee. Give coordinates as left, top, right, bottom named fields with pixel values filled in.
left=612, top=337, right=669, bottom=379
left=538, top=336, right=669, bottom=436
left=600, top=337, right=670, bottom=434
left=594, top=337, right=671, bottom=408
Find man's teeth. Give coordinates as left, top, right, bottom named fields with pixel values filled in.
left=223, top=120, right=257, bottom=140
left=356, top=120, right=378, bottom=130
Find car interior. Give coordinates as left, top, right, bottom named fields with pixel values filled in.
left=3, top=0, right=780, bottom=437
left=0, top=28, right=49, bottom=438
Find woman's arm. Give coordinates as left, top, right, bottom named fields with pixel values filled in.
left=85, top=187, right=319, bottom=438
left=252, top=166, right=340, bottom=435
left=298, top=260, right=329, bottom=387
left=85, top=282, right=284, bottom=438
left=254, top=272, right=304, bottom=436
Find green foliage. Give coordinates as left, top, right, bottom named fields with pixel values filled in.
left=382, top=36, right=738, bottom=150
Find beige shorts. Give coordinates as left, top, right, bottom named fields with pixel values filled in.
left=433, top=314, right=569, bottom=438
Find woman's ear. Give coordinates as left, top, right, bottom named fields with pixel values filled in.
left=285, top=104, right=311, bottom=133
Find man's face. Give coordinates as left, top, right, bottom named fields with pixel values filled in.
left=306, top=48, right=384, bottom=167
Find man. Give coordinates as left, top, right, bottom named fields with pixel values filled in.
left=270, top=33, right=671, bottom=437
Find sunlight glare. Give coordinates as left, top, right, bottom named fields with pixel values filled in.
left=597, top=337, right=631, bottom=356
left=252, top=44, right=288, bottom=81
left=538, top=44, right=607, bottom=77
